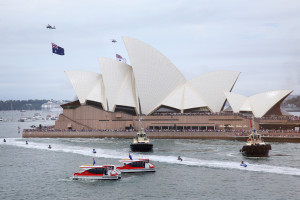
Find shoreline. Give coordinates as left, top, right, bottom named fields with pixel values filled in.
left=22, top=130, right=300, bottom=143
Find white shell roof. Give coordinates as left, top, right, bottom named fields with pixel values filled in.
left=161, top=83, right=185, bottom=110
left=115, top=68, right=138, bottom=109
left=123, top=36, right=186, bottom=115
left=65, top=71, right=105, bottom=108
left=65, top=37, right=293, bottom=117
left=239, top=99, right=252, bottom=112
left=224, top=92, right=248, bottom=112
left=250, top=90, right=293, bottom=117
left=161, top=83, right=208, bottom=111
left=98, top=57, right=138, bottom=112
left=183, top=83, right=207, bottom=110
left=225, top=90, right=293, bottom=117
left=86, top=76, right=106, bottom=109
left=188, top=71, right=240, bottom=112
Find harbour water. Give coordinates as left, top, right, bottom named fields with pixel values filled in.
left=1, top=111, right=300, bottom=200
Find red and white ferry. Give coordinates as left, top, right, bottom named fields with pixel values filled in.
left=116, top=159, right=155, bottom=173
left=73, top=165, right=121, bottom=180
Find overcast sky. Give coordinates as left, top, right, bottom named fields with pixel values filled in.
left=1, top=0, right=300, bottom=100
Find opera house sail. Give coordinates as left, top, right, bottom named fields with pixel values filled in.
left=55, top=37, right=294, bottom=132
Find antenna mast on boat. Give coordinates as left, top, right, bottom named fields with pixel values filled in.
left=137, top=97, right=144, bottom=130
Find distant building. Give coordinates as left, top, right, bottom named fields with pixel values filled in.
left=41, top=100, right=66, bottom=112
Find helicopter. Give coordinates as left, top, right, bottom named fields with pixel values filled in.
left=46, top=24, right=56, bottom=29
left=111, top=39, right=117, bottom=43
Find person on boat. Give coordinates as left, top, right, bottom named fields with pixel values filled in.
left=48, top=145, right=52, bottom=149
left=178, top=156, right=183, bottom=161
left=92, top=149, right=96, bottom=153
left=3, top=139, right=6, bottom=142
left=26, top=141, right=28, bottom=145
left=240, top=161, right=247, bottom=167
left=93, top=158, right=95, bottom=165
left=129, top=153, right=133, bottom=160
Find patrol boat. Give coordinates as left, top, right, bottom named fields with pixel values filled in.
left=240, top=129, right=271, bottom=157
left=130, top=128, right=153, bottom=152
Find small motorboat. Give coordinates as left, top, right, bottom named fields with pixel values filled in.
left=130, top=128, right=153, bottom=152
left=92, top=149, right=96, bottom=153
left=116, top=159, right=155, bottom=173
left=73, top=165, right=121, bottom=180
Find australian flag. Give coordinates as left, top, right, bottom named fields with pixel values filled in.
left=52, top=43, right=64, bottom=55
left=116, top=54, right=127, bottom=63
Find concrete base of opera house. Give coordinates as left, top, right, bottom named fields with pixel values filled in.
left=54, top=105, right=300, bottom=134
left=22, top=130, right=300, bottom=143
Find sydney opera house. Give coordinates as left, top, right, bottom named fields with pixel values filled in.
left=55, top=37, right=297, bottom=132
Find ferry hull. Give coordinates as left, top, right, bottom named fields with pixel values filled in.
left=241, top=144, right=272, bottom=157
left=130, top=143, right=153, bottom=152
left=72, top=175, right=120, bottom=180
left=119, top=168, right=155, bottom=173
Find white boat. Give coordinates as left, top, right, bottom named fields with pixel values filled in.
left=116, top=159, right=155, bottom=173
left=73, top=165, right=121, bottom=180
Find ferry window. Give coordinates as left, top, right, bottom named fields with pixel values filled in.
left=87, top=168, right=105, bottom=174
left=128, top=162, right=136, bottom=167
left=128, top=162, right=144, bottom=167
left=139, top=162, right=144, bottom=167
left=128, top=162, right=143, bottom=167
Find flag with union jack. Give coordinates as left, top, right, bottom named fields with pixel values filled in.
left=116, top=54, right=126, bottom=63
left=52, top=43, right=64, bottom=55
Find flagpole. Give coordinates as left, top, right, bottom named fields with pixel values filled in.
left=111, top=39, right=117, bottom=60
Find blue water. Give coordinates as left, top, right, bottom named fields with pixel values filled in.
left=1, top=111, right=300, bottom=200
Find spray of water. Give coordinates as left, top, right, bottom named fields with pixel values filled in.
left=2, top=138, right=300, bottom=176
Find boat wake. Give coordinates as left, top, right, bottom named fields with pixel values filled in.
left=2, top=138, right=300, bottom=176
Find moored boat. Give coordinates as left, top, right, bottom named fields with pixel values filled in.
left=240, top=129, right=271, bottom=157
left=116, top=159, right=155, bottom=172
left=130, top=128, right=153, bottom=152
left=73, top=165, right=121, bottom=180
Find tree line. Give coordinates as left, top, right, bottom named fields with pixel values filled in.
left=0, top=100, right=49, bottom=110
left=284, top=96, right=300, bottom=107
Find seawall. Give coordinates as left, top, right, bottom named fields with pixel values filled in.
left=22, top=130, right=300, bottom=143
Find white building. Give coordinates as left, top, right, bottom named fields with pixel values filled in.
left=65, top=37, right=292, bottom=118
